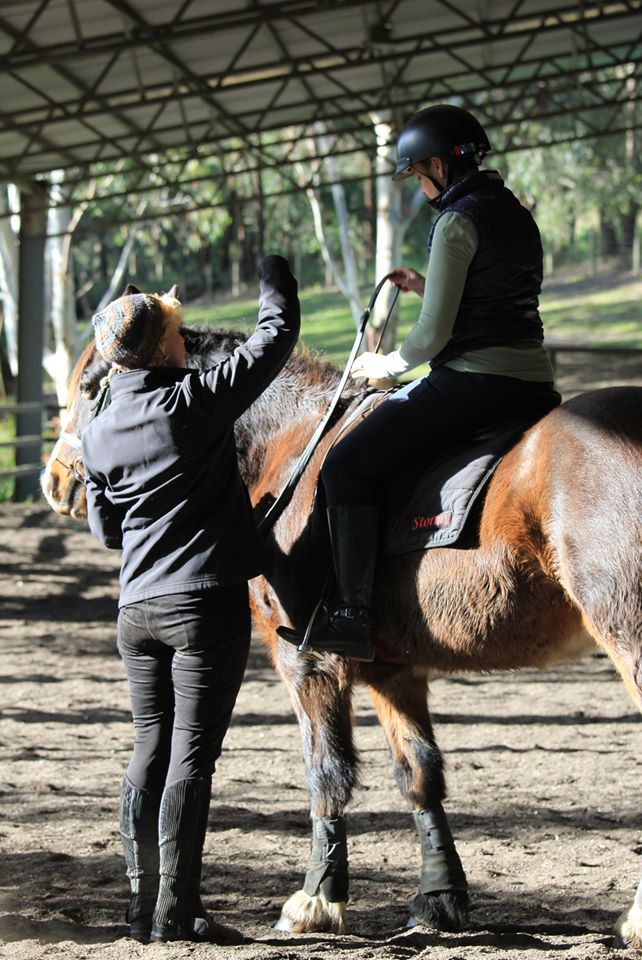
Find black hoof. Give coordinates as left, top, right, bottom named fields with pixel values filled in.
left=408, top=889, right=469, bottom=932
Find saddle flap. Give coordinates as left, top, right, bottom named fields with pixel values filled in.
left=383, top=388, right=561, bottom=557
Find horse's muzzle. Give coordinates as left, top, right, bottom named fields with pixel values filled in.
left=41, top=458, right=87, bottom=520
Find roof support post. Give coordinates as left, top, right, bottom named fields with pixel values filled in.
left=15, top=180, right=47, bottom=501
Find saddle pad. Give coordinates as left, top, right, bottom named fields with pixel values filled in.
left=382, top=424, right=524, bottom=557
left=327, top=386, right=560, bottom=558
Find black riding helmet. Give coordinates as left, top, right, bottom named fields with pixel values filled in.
left=392, top=104, right=492, bottom=181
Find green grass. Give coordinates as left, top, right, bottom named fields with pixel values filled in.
left=539, top=276, right=642, bottom=347
left=0, top=416, right=15, bottom=500
left=184, top=272, right=642, bottom=365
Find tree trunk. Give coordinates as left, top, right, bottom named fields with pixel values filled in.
left=45, top=184, right=78, bottom=406
left=256, top=165, right=265, bottom=263
left=362, top=166, right=374, bottom=271
left=95, top=197, right=147, bottom=313
left=599, top=212, right=619, bottom=258
left=305, top=186, right=362, bottom=326
left=0, top=185, right=19, bottom=377
left=299, top=124, right=363, bottom=329
left=369, top=111, right=402, bottom=352
left=619, top=205, right=639, bottom=259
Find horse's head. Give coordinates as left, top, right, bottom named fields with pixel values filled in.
left=41, top=341, right=110, bottom=519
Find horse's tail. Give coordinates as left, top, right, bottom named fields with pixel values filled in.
left=542, top=387, right=642, bottom=704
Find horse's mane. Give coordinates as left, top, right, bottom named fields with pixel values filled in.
left=182, top=327, right=356, bottom=487
left=181, top=325, right=343, bottom=395
left=71, top=340, right=104, bottom=403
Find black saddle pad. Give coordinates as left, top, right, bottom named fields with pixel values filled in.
left=382, top=390, right=561, bottom=557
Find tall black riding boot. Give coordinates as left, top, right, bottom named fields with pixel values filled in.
left=277, top=504, right=379, bottom=661
left=150, top=777, right=244, bottom=944
left=119, top=775, right=162, bottom=943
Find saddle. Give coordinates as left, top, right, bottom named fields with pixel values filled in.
left=334, top=387, right=561, bottom=557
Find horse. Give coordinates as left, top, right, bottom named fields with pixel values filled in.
left=42, top=320, right=642, bottom=946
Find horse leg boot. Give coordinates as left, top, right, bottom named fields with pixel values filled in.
left=150, top=777, right=244, bottom=944
left=119, top=776, right=161, bottom=943
left=278, top=505, right=378, bottom=662
left=410, top=807, right=468, bottom=931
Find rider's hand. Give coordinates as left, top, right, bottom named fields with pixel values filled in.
left=389, top=267, right=425, bottom=297
left=351, top=352, right=396, bottom=381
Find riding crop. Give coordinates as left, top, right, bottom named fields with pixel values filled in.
left=258, top=274, right=400, bottom=534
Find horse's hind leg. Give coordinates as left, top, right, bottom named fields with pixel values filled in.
left=273, top=645, right=357, bottom=933
left=367, top=668, right=469, bottom=931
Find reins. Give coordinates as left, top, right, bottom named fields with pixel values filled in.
left=258, top=274, right=399, bottom=534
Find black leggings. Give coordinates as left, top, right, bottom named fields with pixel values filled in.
left=322, top=366, right=553, bottom=505
left=117, top=586, right=251, bottom=791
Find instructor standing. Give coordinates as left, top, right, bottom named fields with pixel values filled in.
left=82, top=256, right=300, bottom=943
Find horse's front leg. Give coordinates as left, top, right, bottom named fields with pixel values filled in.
left=367, top=668, right=469, bottom=931
left=273, top=642, right=357, bottom=933
left=616, top=878, right=642, bottom=948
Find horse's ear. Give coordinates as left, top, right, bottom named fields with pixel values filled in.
left=167, top=284, right=179, bottom=299
left=123, top=283, right=141, bottom=296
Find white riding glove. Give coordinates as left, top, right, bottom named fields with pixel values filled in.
left=351, top=349, right=411, bottom=381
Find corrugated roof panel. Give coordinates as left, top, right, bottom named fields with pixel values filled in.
left=21, top=0, right=121, bottom=47
left=0, top=0, right=638, bottom=178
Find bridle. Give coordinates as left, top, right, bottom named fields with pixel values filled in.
left=53, top=376, right=112, bottom=487
left=55, top=429, right=86, bottom=483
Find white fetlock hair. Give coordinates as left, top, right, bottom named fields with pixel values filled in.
left=616, top=901, right=642, bottom=949
left=275, top=888, right=346, bottom=934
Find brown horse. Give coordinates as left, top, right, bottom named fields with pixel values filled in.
left=42, top=322, right=642, bottom=945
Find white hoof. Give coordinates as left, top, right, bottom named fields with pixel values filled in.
left=616, top=901, right=642, bottom=948
left=275, top=888, right=346, bottom=933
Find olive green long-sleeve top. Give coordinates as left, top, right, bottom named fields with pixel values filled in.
left=384, top=212, right=554, bottom=381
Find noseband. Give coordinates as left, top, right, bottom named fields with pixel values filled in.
left=55, top=430, right=86, bottom=483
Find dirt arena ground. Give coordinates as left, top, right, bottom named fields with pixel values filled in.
left=1, top=357, right=641, bottom=960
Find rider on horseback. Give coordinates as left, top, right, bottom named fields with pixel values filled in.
left=278, top=104, right=555, bottom=662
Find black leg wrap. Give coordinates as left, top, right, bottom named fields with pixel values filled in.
left=302, top=815, right=349, bottom=903
left=151, top=777, right=212, bottom=940
left=413, top=807, right=467, bottom=893
left=120, top=776, right=162, bottom=941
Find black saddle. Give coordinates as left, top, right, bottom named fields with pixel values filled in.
left=381, top=388, right=561, bottom=557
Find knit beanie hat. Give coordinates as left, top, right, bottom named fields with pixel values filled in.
left=91, top=293, right=168, bottom=367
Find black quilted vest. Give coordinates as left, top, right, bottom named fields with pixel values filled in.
left=427, top=170, right=544, bottom=367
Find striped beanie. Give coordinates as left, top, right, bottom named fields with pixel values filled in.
left=91, top=293, right=167, bottom=367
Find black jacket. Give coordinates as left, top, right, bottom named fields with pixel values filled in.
left=428, top=170, right=544, bottom=367
left=82, top=256, right=300, bottom=606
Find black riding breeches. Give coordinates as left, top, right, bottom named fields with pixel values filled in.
left=321, top=366, right=553, bottom=505
left=117, top=586, right=251, bottom=791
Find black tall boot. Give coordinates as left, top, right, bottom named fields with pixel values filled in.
left=277, top=504, right=379, bottom=661
left=119, top=776, right=162, bottom=943
left=150, top=777, right=244, bottom=944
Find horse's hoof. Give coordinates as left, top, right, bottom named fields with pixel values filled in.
left=615, top=904, right=642, bottom=949
left=408, top=890, right=469, bottom=932
left=277, top=888, right=346, bottom=933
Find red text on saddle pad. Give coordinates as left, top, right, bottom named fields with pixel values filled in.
left=411, top=512, right=453, bottom=531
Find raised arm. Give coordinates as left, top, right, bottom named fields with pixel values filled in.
left=195, top=255, right=301, bottom=422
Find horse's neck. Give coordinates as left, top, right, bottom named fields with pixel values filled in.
left=234, top=368, right=339, bottom=488
left=187, top=334, right=343, bottom=488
